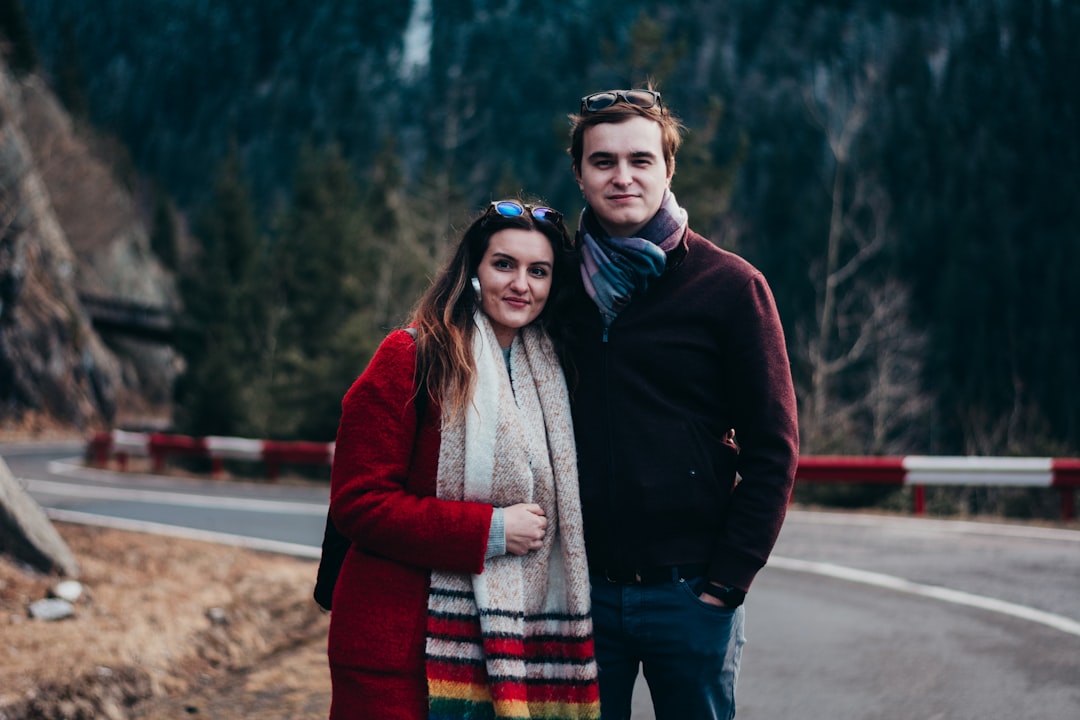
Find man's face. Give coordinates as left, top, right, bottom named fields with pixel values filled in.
left=574, top=116, right=674, bottom=238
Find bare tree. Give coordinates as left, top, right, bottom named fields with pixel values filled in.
left=798, top=62, right=931, bottom=453
left=862, top=278, right=930, bottom=453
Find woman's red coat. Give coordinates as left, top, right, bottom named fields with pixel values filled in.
left=326, top=330, right=493, bottom=712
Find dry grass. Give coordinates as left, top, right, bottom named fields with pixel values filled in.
left=0, top=522, right=331, bottom=719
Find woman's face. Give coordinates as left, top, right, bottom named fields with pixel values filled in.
left=475, top=228, right=555, bottom=348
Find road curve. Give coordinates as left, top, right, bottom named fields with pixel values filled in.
left=4, top=441, right=1079, bottom=719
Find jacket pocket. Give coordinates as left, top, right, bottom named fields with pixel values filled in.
left=634, top=421, right=738, bottom=526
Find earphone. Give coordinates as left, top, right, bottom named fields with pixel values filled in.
left=471, top=276, right=481, bottom=299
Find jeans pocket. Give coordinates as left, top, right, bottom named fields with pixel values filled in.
left=679, top=575, right=738, bottom=614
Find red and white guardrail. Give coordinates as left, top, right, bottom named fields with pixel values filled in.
left=85, top=431, right=1080, bottom=519
left=87, top=430, right=333, bottom=481
left=797, top=455, right=1080, bottom=520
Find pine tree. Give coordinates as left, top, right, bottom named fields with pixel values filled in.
left=263, top=142, right=367, bottom=441
left=0, top=0, right=38, bottom=76
left=55, top=18, right=89, bottom=120
left=277, top=144, right=361, bottom=352
left=173, top=145, right=260, bottom=437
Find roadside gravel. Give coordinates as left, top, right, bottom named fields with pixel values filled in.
left=1, top=522, right=331, bottom=719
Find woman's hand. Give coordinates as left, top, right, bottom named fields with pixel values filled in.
left=503, top=503, right=547, bottom=555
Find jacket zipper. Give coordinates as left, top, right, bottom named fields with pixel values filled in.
left=601, top=321, right=617, bottom=566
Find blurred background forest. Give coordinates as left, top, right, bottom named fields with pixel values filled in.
left=6, top=1, right=1079, bottom=484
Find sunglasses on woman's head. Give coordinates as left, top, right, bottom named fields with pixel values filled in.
left=487, top=200, right=564, bottom=227
left=580, top=89, right=662, bottom=114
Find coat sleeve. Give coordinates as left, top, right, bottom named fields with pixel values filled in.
left=712, top=272, right=800, bottom=591
left=329, top=329, right=492, bottom=575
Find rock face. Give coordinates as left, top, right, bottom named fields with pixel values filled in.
left=0, top=61, right=179, bottom=430
left=16, top=75, right=178, bottom=306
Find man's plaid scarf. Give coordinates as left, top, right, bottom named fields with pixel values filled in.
left=578, top=189, right=688, bottom=330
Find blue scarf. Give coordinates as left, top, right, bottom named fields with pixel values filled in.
left=578, top=190, right=688, bottom=329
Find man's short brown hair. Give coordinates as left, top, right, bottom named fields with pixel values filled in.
left=568, top=87, right=686, bottom=174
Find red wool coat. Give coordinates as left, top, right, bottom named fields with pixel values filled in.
left=327, top=329, right=494, bottom=719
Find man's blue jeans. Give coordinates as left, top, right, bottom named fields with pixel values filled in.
left=590, top=572, right=746, bottom=719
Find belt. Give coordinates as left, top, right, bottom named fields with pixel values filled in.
left=591, top=563, right=710, bottom=585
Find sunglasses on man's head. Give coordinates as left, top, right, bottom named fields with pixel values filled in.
left=487, top=200, right=564, bottom=227
left=580, top=89, right=662, bottom=114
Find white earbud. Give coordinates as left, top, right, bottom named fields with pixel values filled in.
left=471, top=276, right=481, bottom=298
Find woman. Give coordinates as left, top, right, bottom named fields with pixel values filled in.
left=327, top=199, right=600, bottom=719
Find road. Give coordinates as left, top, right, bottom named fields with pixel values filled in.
left=4, top=441, right=1079, bottom=719
left=3, top=440, right=327, bottom=557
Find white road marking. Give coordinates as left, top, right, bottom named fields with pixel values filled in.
left=769, top=555, right=1080, bottom=638
left=46, top=456, right=308, bottom=491
left=45, top=508, right=322, bottom=559
left=786, top=509, right=1080, bottom=543
left=22, top=477, right=326, bottom=515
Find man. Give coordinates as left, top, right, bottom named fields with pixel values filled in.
left=564, top=87, right=799, bottom=719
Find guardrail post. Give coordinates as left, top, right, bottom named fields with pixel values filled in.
left=88, top=433, right=111, bottom=468
left=913, top=485, right=926, bottom=515
left=1061, top=489, right=1075, bottom=522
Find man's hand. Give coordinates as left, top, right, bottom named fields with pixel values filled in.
left=699, top=582, right=746, bottom=608
left=699, top=583, right=728, bottom=607
left=503, top=503, right=547, bottom=555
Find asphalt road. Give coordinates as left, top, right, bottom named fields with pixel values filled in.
left=4, top=441, right=1079, bottom=719
left=3, top=441, right=327, bottom=556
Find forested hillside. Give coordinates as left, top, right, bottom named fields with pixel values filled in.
left=16, top=0, right=1080, bottom=457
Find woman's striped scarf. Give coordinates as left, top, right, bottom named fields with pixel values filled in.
left=425, top=313, right=600, bottom=719
left=578, top=189, right=688, bottom=330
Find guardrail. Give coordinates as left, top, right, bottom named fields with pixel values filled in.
left=86, top=430, right=333, bottom=481
left=797, top=455, right=1080, bottom=520
left=85, top=431, right=1079, bottom=520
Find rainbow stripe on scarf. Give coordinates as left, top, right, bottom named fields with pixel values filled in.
left=427, top=585, right=601, bottom=719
